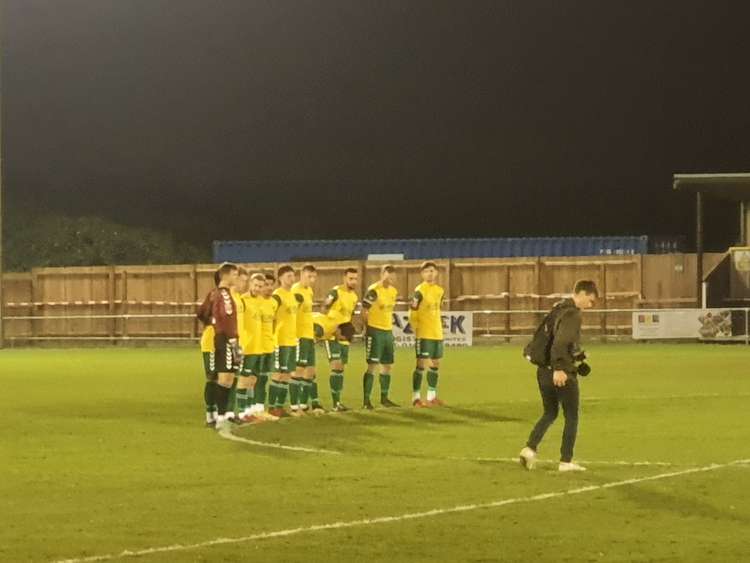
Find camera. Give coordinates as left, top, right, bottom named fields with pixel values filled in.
left=572, top=349, right=591, bottom=376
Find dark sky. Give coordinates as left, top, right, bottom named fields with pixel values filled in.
left=3, top=1, right=750, bottom=249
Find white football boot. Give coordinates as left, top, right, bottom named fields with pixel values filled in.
left=519, top=447, right=537, bottom=470
left=558, top=461, right=587, bottom=472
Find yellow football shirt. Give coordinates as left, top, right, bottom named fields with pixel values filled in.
left=259, top=296, right=277, bottom=354
left=410, top=282, right=444, bottom=340
left=363, top=282, right=398, bottom=331
left=324, top=285, right=358, bottom=345
left=292, top=282, right=315, bottom=340
left=231, top=289, right=244, bottom=340
left=272, top=287, right=300, bottom=347
left=240, top=294, right=264, bottom=355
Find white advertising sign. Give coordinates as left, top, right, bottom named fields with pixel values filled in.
left=391, top=311, right=473, bottom=347
left=632, top=309, right=733, bottom=340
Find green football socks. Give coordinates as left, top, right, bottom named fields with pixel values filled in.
left=310, top=380, right=320, bottom=406
left=330, top=370, right=344, bottom=404
left=412, top=369, right=424, bottom=392
left=235, top=388, right=248, bottom=412
left=379, top=373, right=391, bottom=400
left=290, top=377, right=302, bottom=407
left=363, top=371, right=375, bottom=401
left=427, top=368, right=439, bottom=400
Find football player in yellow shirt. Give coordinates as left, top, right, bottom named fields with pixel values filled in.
left=224, top=267, right=249, bottom=423
left=361, top=264, right=399, bottom=409
left=313, top=311, right=356, bottom=407
left=292, top=264, right=325, bottom=414
left=322, top=268, right=359, bottom=411
left=236, top=273, right=277, bottom=422
left=409, top=261, right=446, bottom=407
left=251, top=272, right=278, bottom=417
left=269, top=265, right=301, bottom=418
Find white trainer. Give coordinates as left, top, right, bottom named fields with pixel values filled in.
left=558, top=461, right=587, bottom=472
left=519, top=447, right=537, bottom=470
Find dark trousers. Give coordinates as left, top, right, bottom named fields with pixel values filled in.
left=526, top=367, right=579, bottom=463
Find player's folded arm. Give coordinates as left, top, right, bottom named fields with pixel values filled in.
left=362, top=289, right=377, bottom=308
left=323, top=289, right=339, bottom=312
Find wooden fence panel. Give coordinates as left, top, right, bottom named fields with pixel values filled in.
left=34, top=267, right=111, bottom=337
left=0, top=254, right=731, bottom=341
left=2, top=273, right=33, bottom=338
left=509, top=263, right=539, bottom=335
left=123, top=266, right=196, bottom=337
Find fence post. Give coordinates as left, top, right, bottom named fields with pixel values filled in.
left=0, top=272, right=3, bottom=348
left=534, top=258, right=542, bottom=332
left=108, top=266, right=116, bottom=338
left=444, top=259, right=452, bottom=309
left=190, top=265, right=198, bottom=339
left=31, top=269, right=39, bottom=339
left=599, top=263, right=608, bottom=342
left=505, top=266, right=511, bottom=342
left=122, top=269, right=129, bottom=338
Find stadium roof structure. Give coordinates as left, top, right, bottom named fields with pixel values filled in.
left=673, top=172, right=750, bottom=305
left=673, top=172, right=750, bottom=202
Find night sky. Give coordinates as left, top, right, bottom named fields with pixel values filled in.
left=4, top=1, right=750, bottom=249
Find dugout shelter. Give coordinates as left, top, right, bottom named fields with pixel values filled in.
left=673, top=172, right=750, bottom=307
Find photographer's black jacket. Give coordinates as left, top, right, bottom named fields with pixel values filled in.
left=550, top=299, right=582, bottom=374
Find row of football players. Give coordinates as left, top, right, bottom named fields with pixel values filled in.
left=196, top=261, right=446, bottom=429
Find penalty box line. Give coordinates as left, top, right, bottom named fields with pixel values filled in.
left=53, top=459, right=750, bottom=563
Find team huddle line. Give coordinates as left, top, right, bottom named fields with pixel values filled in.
left=197, top=261, right=447, bottom=429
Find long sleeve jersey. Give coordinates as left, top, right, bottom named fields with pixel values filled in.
left=197, top=287, right=238, bottom=338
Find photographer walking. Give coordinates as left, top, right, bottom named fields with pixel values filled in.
left=520, top=280, right=598, bottom=472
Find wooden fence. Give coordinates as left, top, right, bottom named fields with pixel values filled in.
left=0, top=253, right=725, bottom=342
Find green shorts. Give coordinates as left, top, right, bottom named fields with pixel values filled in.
left=275, top=346, right=296, bottom=373
left=296, top=338, right=316, bottom=368
left=325, top=340, right=350, bottom=365
left=261, top=353, right=274, bottom=375
left=202, top=351, right=217, bottom=380
left=366, top=327, right=395, bottom=366
left=240, top=354, right=264, bottom=376
left=415, top=338, right=444, bottom=360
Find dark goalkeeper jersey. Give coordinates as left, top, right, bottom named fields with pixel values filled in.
left=199, top=287, right=238, bottom=338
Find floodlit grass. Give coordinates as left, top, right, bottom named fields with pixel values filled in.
left=1, top=344, right=749, bottom=562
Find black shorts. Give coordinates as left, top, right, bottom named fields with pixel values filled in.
left=214, top=334, right=237, bottom=374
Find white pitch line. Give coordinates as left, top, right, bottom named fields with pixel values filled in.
left=583, top=392, right=750, bottom=402
left=451, top=456, right=678, bottom=467
left=217, top=427, right=342, bottom=455
left=52, top=459, right=750, bottom=563
left=219, top=431, right=673, bottom=467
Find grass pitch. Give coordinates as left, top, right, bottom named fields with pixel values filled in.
left=2, top=343, right=749, bottom=562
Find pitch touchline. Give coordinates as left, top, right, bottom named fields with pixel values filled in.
left=52, top=459, right=750, bottom=563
